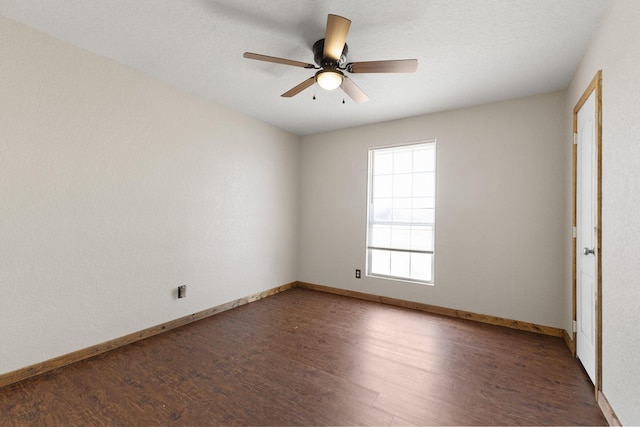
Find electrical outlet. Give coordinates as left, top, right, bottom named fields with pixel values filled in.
left=355, top=269, right=361, bottom=279
left=178, top=285, right=187, bottom=299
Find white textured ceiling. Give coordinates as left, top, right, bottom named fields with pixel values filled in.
left=0, top=0, right=609, bottom=135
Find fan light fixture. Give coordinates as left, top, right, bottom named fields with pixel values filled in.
left=316, top=70, right=344, bottom=91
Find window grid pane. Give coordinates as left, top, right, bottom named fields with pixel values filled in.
left=367, top=141, right=436, bottom=284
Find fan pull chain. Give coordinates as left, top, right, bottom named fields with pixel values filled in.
left=342, top=98, right=345, bottom=104
left=312, top=93, right=316, bottom=100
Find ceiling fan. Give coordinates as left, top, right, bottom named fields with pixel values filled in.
left=243, top=14, right=418, bottom=104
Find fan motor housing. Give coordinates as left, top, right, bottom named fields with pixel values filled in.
left=313, top=39, right=348, bottom=69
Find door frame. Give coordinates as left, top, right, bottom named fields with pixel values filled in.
left=572, top=70, right=602, bottom=395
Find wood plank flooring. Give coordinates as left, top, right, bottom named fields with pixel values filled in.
left=0, top=287, right=606, bottom=426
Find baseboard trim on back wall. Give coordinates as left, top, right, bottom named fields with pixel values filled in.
left=0, top=281, right=296, bottom=389
left=296, top=281, right=566, bottom=338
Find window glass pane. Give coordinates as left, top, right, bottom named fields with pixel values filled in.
left=412, top=208, right=435, bottom=224
left=390, top=225, right=411, bottom=250
left=426, top=171, right=435, bottom=196
left=374, top=152, right=393, bottom=175
left=410, top=253, right=433, bottom=282
left=390, top=251, right=411, bottom=278
left=370, top=224, right=391, bottom=247
left=373, top=198, right=392, bottom=222
left=393, top=150, right=413, bottom=173
left=413, top=147, right=434, bottom=172
left=411, top=172, right=428, bottom=197
left=414, top=197, right=435, bottom=209
left=373, top=175, right=392, bottom=198
left=371, top=249, right=391, bottom=276
left=412, top=172, right=435, bottom=197
left=412, top=226, right=434, bottom=251
left=425, top=147, right=436, bottom=171
left=412, top=190, right=434, bottom=222
left=392, top=197, right=412, bottom=223
left=412, top=148, right=428, bottom=172
left=393, top=173, right=412, bottom=198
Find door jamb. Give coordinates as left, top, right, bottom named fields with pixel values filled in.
left=572, top=70, right=602, bottom=396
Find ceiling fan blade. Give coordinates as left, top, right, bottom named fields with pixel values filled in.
left=281, top=77, right=316, bottom=97
left=243, top=52, right=315, bottom=69
left=323, top=14, right=351, bottom=61
left=341, top=77, right=369, bottom=104
left=348, top=59, right=418, bottom=73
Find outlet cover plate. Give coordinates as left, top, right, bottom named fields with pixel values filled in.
left=178, top=285, right=187, bottom=298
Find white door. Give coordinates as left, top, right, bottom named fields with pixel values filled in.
left=576, top=90, right=597, bottom=384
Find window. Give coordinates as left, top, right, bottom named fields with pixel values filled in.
left=366, top=141, right=436, bottom=284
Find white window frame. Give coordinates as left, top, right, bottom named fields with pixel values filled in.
left=366, top=140, right=436, bottom=284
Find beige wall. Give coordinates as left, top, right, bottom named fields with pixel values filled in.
left=566, top=1, right=640, bottom=424
left=299, top=91, right=567, bottom=328
left=0, top=17, right=300, bottom=375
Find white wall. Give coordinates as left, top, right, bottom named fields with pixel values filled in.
left=299, top=91, right=567, bottom=328
left=0, top=17, right=299, bottom=375
left=566, top=0, right=640, bottom=424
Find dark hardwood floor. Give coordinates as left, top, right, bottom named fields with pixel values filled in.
left=0, top=287, right=606, bottom=426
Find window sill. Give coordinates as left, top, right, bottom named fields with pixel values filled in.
left=366, top=273, right=435, bottom=287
